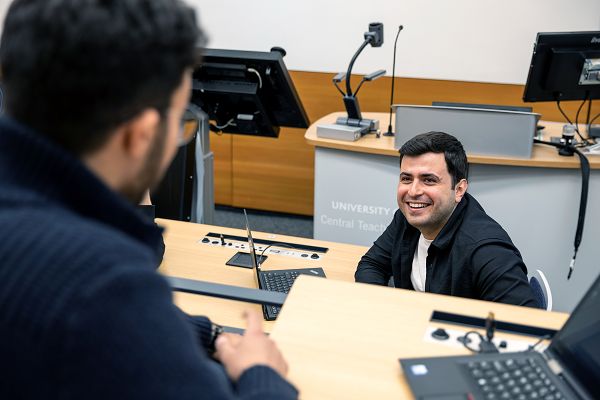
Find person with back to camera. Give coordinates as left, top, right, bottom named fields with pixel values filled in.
left=355, top=131, right=539, bottom=308
left=0, top=0, right=297, bottom=398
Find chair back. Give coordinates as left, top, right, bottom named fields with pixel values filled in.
left=529, top=269, right=553, bottom=311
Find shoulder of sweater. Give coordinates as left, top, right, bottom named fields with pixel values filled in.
left=2, top=205, right=158, bottom=288
left=0, top=207, right=169, bottom=336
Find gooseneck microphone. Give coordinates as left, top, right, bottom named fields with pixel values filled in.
left=343, top=22, right=384, bottom=121
left=330, top=23, right=386, bottom=135
left=385, top=25, right=404, bottom=137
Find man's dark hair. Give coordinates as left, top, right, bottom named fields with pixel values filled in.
left=0, top=0, right=204, bottom=155
left=399, top=131, right=469, bottom=186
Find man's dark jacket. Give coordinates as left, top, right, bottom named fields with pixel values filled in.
left=0, top=117, right=297, bottom=399
left=355, top=193, right=539, bottom=307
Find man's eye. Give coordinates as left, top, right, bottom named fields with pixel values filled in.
left=400, top=177, right=411, bottom=183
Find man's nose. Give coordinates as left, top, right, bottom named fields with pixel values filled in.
left=407, top=181, right=423, bottom=197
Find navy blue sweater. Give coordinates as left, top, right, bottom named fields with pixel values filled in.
left=0, top=117, right=297, bottom=399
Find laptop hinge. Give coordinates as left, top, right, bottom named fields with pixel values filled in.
left=546, top=358, right=563, bottom=375
left=543, top=350, right=592, bottom=400
left=541, top=350, right=563, bottom=375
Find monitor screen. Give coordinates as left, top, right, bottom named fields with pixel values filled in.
left=191, top=48, right=309, bottom=138
left=523, top=31, right=600, bottom=102
left=549, top=273, right=600, bottom=398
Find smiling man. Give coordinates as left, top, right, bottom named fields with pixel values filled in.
left=355, top=132, right=538, bottom=307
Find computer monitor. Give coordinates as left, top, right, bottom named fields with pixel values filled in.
left=523, top=31, right=600, bottom=102
left=191, top=48, right=309, bottom=138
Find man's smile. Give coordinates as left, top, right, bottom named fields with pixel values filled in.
left=407, top=202, right=431, bottom=209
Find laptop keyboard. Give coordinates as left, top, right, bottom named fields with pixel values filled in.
left=263, top=270, right=300, bottom=317
left=260, top=267, right=326, bottom=320
left=465, top=357, right=564, bottom=400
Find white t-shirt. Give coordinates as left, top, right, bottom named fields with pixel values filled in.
left=411, top=234, right=433, bottom=292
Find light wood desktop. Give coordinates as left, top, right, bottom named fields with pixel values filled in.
left=271, top=275, right=569, bottom=400
left=157, top=218, right=368, bottom=331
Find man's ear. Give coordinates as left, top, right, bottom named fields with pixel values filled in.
left=454, top=178, right=468, bottom=203
left=121, top=109, right=161, bottom=160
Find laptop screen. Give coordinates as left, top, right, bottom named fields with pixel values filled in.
left=243, top=209, right=262, bottom=289
left=549, top=273, right=600, bottom=398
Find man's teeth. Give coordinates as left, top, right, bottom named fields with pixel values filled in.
left=408, top=203, right=428, bottom=208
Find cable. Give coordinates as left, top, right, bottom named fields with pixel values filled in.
left=209, top=118, right=236, bottom=134
left=590, top=111, right=600, bottom=126
left=208, top=124, right=224, bottom=135
left=460, top=331, right=485, bottom=353
left=556, top=99, right=587, bottom=143
left=460, top=330, right=497, bottom=354
left=587, top=101, right=597, bottom=143
left=534, top=139, right=589, bottom=279
left=214, top=118, right=236, bottom=130
left=574, top=95, right=589, bottom=142
left=525, top=335, right=552, bottom=353
left=460, top=313, right=498, bottom=354
left=247, top=68, right=262, bottom=89
left=585, top=97, right=592, bottom=127
left=258, top=242, right=298, bottom=264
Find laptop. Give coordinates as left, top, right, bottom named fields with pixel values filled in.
left=400, top=273, right=600, bottom=400
left=243, top=210, right=326, bottom=321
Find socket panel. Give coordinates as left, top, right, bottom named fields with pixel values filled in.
left=198, top=236, right=323, bottom=261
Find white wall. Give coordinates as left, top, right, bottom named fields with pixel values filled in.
left=189, top=0, right=600, bottom=84
left=0, top=1, right=598, bottom=84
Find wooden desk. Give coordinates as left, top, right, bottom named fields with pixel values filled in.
left=157, top=218, right=368, bottom=331
left=271, top=275, right=569, bottom=400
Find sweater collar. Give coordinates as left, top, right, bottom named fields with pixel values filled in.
left=0, top=117, right=164, bottom=260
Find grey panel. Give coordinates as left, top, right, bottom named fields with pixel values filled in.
left=314, top=147, right=399, bottom=246
left=393, top=105, right=538, bottom=158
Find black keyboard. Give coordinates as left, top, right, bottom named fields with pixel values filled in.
left=464, top=357, right=564, bottom=400
left=259, top=267, right=326, bottom=320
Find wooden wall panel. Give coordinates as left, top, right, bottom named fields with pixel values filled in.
left=212, top=71, right=600, bottom=215
left=231, top=128, right=314, bottom=215
left=210, top=132, right=232, bottom=205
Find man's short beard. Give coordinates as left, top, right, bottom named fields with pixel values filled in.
left=121, top=120, right=168, bottom=204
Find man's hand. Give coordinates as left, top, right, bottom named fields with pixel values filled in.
left=214, top=310, right=289, bottom=381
